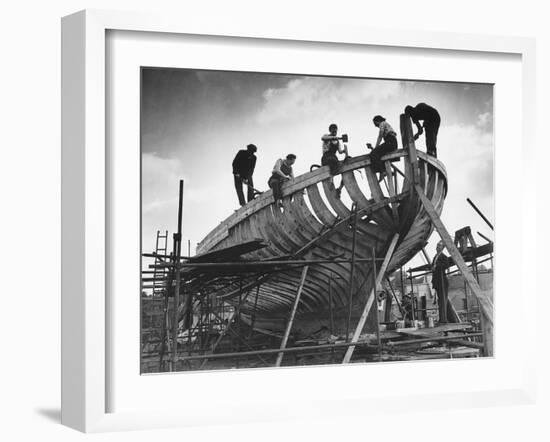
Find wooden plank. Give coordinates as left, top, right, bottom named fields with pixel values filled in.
left=400, top=114, right=419, bottom=185
left=413, top=184, right=493, bottom=356
left=396, top=323, right=472, bottom=337
left=321, top=179, right=351, bottom=219
left=341, top=170, right=394, bottom=231
left=342, top=233, right=400, bottom=363
left=191, top=239, right=267, bottom=262
left=418, top=150, right=447, bottom=180
left=306, top=183, right=338, bottom=225
left=363, top=167, right=395, bottom=228
left=384, top=161, right=400, bottom=224
left=341, top=171, right=371, bottom=207
left=319, top=178, right=390, bottom=251
left=365, top=166, right=385, bottom=201
left=286, top=193, right=360, bottom=300
left=275, top=266, right=309, bottom=367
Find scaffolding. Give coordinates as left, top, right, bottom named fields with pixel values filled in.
left=141, top=216, right=491, bottom=372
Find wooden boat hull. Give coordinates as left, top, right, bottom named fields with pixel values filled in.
left=196, top=118, right=447, bottom=338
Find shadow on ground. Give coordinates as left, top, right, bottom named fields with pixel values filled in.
left=35, top=408, right=61, bottom=423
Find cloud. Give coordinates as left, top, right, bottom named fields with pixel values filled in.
left=256, top=77, right=401, bottom=125
left=142, top=153, right=183, bottom=213
left=142, top=152, right=234, bottom=255
left=438, top=123, right=493, bottom=197
left=476, top=111, right=492, bottom=131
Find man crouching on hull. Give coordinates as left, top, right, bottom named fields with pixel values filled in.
left=268, top=154, right=296, bottom=208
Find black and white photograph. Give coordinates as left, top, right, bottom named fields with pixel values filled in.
left=140, top=67, right=494, bottom=373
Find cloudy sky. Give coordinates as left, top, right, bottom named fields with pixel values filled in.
left=141, top=68, right=493, bottom=265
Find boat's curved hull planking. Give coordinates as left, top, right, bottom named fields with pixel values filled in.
left=196, top=148, right=447, bottom=338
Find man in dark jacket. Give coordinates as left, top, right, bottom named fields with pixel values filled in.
left=431, top=240, right=450, bottom=323
left=232, top=144, right=257, bottom=206
left=405, top=103, right=441, bottom=157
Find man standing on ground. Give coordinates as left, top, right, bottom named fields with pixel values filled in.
left=404, top=103, right=441, bottom=157
left=431, top=240, right=450, bottom=324
left=268, top=154, right=296, bottom=207
left=232, top=144, right=257, bottom=207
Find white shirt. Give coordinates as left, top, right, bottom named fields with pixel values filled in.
left=375, top=121, right=397, bottom=147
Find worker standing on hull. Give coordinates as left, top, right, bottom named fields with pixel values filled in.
left=321, top=123, right=349, bottom=197
left=232, top=144, right=257, bottom=207
left=321, top=123, right=349, bottom=174
left=405, top=103, right=441, bottom=157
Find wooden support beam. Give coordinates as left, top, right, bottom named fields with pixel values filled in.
left=346, top=205, right=359, bottom=341
left=170, top=180, right=184, bottom=371
left=342, top=233, right=400, bottom=363
left=413, top=184, right=493, bottom=356
left=178, top=339, right=376, bottom=363
left=384, top=161, right=400, bottom=223
left=152, top=257, right=387, bottom=269
left=385, top=277, right=406, bottom=317
left=386, top=332, right=484, bottom=347
left=400, top=114, right=419, bottom=185
left=467, top=198, right=494, bottom=231
left=275, top=266, right=309, bottom=367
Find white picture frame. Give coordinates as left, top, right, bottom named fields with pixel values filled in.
left=61, top=9, right=537, bottom=433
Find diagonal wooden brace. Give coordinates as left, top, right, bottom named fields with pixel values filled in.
left=414, top=184, right=493, bottom=356
left=275, top=265, right=310, bottom=367
left=342, top=234, right=400, bottom=363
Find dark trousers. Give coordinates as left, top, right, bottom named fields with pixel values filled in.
left=370, top=134, right=397, bottom=173
left=434, top=278, right=449, bottom=323
left=268, top=176, right=284, bottom=202
left=424, top=114, right=441, bottom=157
left=321, top=152, right=339, bottom=175
left=234, top=175, right=254, bottom=206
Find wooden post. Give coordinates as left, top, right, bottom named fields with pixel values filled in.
left=248, top=285, right=260, bottom=340
left=346, top=204, right=358, bottom=341
left=385, top=277, right=405, bottom=317
left=198, top=311, right=235, bottom=369
left=384, top=161, right=399, bottom=223
left=342, top=234, right=399, bottom=363
left=409, top=270, right=416, bottom=321
left=328, top=273, right=334, bottom=335
left=400, top=114, right=419, bottom=185
left=275, top=266, right=309, bottom=367
left=414, top=184, right=493, bottom=356
left=467, top=198, right=494, bottom=230
left=171, top=180, right=184, bottom=370
left=199, top=285, right=256, bottom=369
left=384, top=285, right=393, bottom=323
left=372, top=248, right=382, bottom=361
